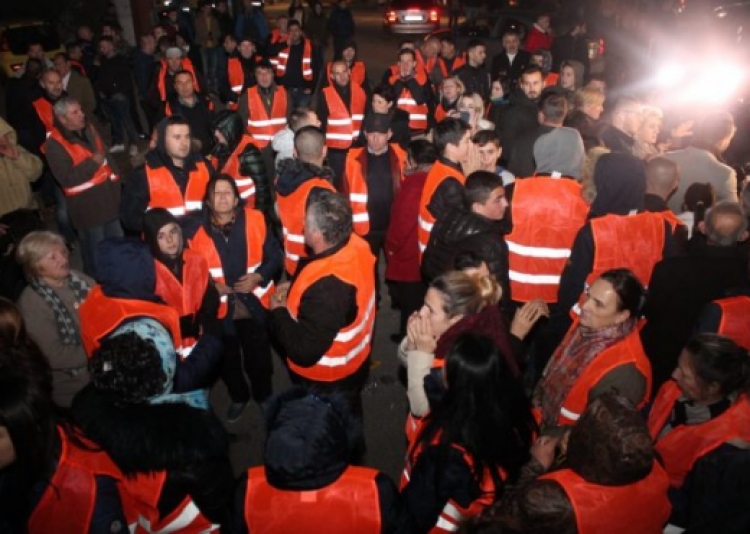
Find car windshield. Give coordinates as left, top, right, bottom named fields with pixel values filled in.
left=5, top=24, right=60, bottom=55
left=390, top=0, right=436, bottom=9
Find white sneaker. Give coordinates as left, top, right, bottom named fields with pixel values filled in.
left=129, top=145, right=139, bottom=157
left=109, top=144, right=125, bottom=153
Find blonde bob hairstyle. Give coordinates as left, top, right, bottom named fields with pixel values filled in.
left=430, top=271, right=501, bottom=318
left=441, top=76, right=465, bottom=99
left=16, top=230, right=68, bottom=281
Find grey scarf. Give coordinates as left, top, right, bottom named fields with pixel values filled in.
left=30, top=272, right=91, bottom=345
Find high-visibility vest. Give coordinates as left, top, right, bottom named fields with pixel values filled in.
left=245, top=86, right=288, bottom=148
left=326, top=61, right=367, bottom=87
left=540, top=464, right=671, bottom=534
left=268, top=30, right=288, bottom=69
left=436, top=54, right=466, bottom=78
left=390, top=70, right=430, bottom=132
left=571, top=212, right=665, bottom=316
left=46, top=127, right=120, bottom=197
left=417, top=160, right=466, bottom=257
left=286, top=234, right=376, bottom=382
left=125, top=470, right=218, bottom=534
left=145, top=160, right=211, bottom=217
left=344, top=144, right=407, bottom=236
left=32, top=97, right=55, bottom=152
left=153, top=249, right=209, bottom=355
left=79, top=285, right=183, bottom=357
left=156, top=58, right=201, bottom=102
left=210, top=135, right=259, bottom=206
left=507, top=177, right=588, bottom=303
left=401, top=420, right=502, bottom=533
left=648, top=380, right=750, bottom=488
left=276, top=39, right=313, bottom=80
left=164, top=95, right=214, bottom=117
left=276, top=177, right=335, bottom=275
left=434, top=102, right=452, bottom=123
left=322, top=84, right=366, bottom=149
left=547, top=322, right=652, bottom=425
left=714, top=295, right=750, bottom=349
left=242, top=466, right=382, bottom=534
left=188, top=208, right=275, bottom=317
left=28, top=427, right=132, bottom=534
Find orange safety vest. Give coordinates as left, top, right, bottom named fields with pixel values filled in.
left=243, top=465, right=382, bottom=534
left=145, top=160, right=211, bottom=217
left=153, top=249, right=209, bottom=355
left=322, top=84, right=366, bottom=149
left=401, top=420, right=501, bottom=533
left=286, top=235, right=376, bottom=382
left=344, top=144, right=407, bottom=236
left=436, top=54, right=466, bottom=78
left=228, top=56, right=246, bottom=96
left=648, top=380, right=750, bottom=488
left=540, top=464, right=671, bottom=534
left=544, top=72, right=559, bottom=87
left=164, top=95, right=214, bottom=117
left=572, top=212, right=665, bottom=315
left=390, top=70, right=430, bottom=132
left=188, top=207, right=275, bottom=317
left=32, top=97, right=55, bottom=152
left=326, top=61, right=367, bottom=87
left=268, top=30, right=289, bottom=69
left=210, top=135, right=259, bottom=207
left=157, top=58, right=201, bottom=102
left=507, top=177, right=588, bottom=303
left=714, top=295, right=750, bottom=349
left=79, top=285, right=183, bottom=357
left=245, top=85, right=288, bottom=148
left=124, top=470, right=218, bottom=534
left=549, top=322, right=652, bottom=425
left=28, top=427, right=132, bottom=534
left=418, top=160, right=466, bottom=257
left=276, top=39, right=313, bottom=80
left=434, top=102, right=453, bottom=123
left=46, top=127, right=120, bottom=197
left=276, top=177, right=335, bottom=275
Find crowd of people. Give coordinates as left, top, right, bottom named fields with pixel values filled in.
left=1, top=0, right=750, bottom=532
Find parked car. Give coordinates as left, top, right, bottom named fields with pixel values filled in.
left=383, top=0, right=442, bottom=34
left=0, top=19, right=62, bottom=77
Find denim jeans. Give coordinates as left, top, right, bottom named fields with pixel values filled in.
left=79, top=218, right=124, bottom=279
left=101, top=93, right=140, bottom=146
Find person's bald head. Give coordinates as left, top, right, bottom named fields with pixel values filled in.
left=645, top=157, right=679, bottom=200
left=703, top=201, right=748, bottom=247
left=294, top=126, right=327, bottom=166
left=40, top=69, right=63, bottom=99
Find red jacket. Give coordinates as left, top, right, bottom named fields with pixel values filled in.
left=385, top=170, right=428, bottom=282
left=525, top=26, right=553, bottom=54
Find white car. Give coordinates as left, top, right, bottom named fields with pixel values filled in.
left=383, top=0, right=442, bottom=35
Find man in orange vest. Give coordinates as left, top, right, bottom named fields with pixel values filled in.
left=32, top=69, right=66, bottom=152
left=148, top=46, right=205, bottom=107
left=274, top=19, right=321, bottom=108
left=428, top=35, right=466, bottom=87
left=271, top=190, right=376, bottom=422
left=121, top=115, right=214, bottom=232
left=275, top=126, right=336, bottom=276
left=223, top=36, right=260, bottom=109
left=417, top=117, right=473, bottom=258
left=45, top=96, right=123, bottom=279
left=161, top=70, right=215, bottom=156
left=644, top=156, right=688, bottom=252
left=696, top=292, right=750, bottom=349
left=388, top=48, right=434, bottom=136
left=316, top=60, right=367, bottom=189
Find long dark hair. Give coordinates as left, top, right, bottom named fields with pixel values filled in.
left=412, top=334, right=536, bottom=494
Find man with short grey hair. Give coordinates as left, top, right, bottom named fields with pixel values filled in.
left=45, top=96, right=123, bottom=278
left=271, top=189, right=376, bottom=427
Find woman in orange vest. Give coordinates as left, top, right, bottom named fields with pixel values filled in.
left=186, top=175, right=283, bottom=423
left=0, top=341, right=131, bottom=534
left=467, top=395, right=671, bottom=534
left=434, top=76, right=464, bottom=124
left=401, top=333, right=536, bottom=532
left=534, top=268, right=652, bottom=431
left=648, top=333, right=750, bottom=528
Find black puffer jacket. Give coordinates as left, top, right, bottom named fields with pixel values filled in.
left=211, top=110, right=273, bottom=217
left=422, top=208, right=511, bottom=307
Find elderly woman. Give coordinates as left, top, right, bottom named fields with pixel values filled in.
left=633, top=105, right=663, bottom=160
left=534, top=268, right=652, bottom=430
left=435, top=76, right=464, bottom=123
left=16, top=230, right=92, bottom=407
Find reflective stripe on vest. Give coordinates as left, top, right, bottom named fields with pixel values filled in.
left=506, top=178, right=588, bottom=303
left=277, top=177, right=335, bottom=275
left=245, top=86, right=288, bottom=148
left=571, top=212, right=665, bottom=315
left=145, top=160, right=211, bottom=216
left=47, top=127, right=120, bottom=197
left=286, top=234, right=376, bottom=382
left=275, top=39, right=313, bottom=79
left=390, top=70, right=430, bottom=132
left=540, top=464, right=671, bottom=534
left=322, top=84, right=366, bottom=149
left=228, top=57, right=245, bottom=94
left=344, top=144, right=407, bottom=236
left=33, top=97, right=55, bottom=152
left=210, top=135, right=258, bottom=208
left=417, top=161, right=466, bottom=258
left=648, top=380, right=750, bottom=488
left=715, top=296, right=750, bottom=349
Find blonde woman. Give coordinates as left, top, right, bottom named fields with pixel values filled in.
left=435, top=76, right=464, bottom=123
left=564, top=88, right=606, bottom=150
left=457, top=92, right=495, bottom=133
left=633, top=105, right=663, bottom=160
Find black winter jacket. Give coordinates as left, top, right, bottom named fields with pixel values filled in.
left=497, top=90, right=539, bottom=159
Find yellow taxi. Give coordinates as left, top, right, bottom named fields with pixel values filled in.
left=0, top=19, right=63, bottom=77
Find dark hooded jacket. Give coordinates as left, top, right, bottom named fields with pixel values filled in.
left=275, top=157, right=335, bottom=200
left=120, top=117, right=215, bottom=232
left=95, top=237, right=222, bottom=392
left=210, top=110, right=273, bottom=217
left=497, top=89, right=539, bottom=160
left=231, top=388, right=408, bottom=533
